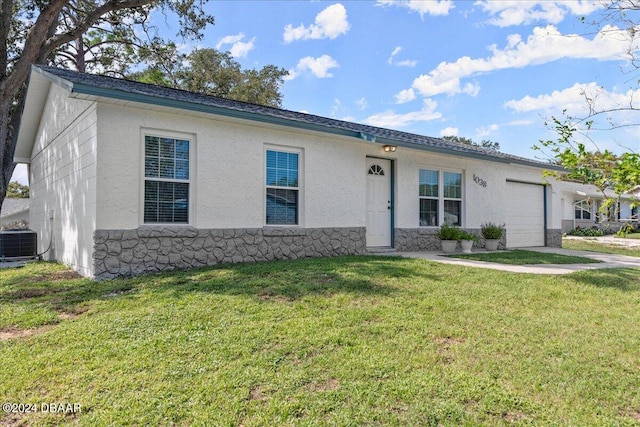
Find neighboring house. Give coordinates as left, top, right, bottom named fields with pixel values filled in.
left=555, top=181, right=638, bottom=233
left=16, top=66, right=568, bottom=279
left=0, top=198, right=29, bottom=228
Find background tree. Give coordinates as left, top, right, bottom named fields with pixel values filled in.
left=442, top=135, right=501, bottom=152
left=6, top=181, right=29, bottom=198
left=131, top=48, right=289, bottom=108
left=535, top=116, right=640, bottom=216
left=535, top=2, right=640, bottom=217
left=0, top=0, right=215, bottom=212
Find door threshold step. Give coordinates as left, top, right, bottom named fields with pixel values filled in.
left=366, top=247, right=397, bottom=254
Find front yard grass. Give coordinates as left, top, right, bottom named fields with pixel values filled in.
left=2, top=258, right=640, bottom=426
left=448, top=249, right=601, bottom=265
left=620, top=232, right=640, bottom=240
left=563, top=238, right=640, bottom=257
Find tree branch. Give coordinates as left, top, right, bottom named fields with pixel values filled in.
left=44, top=0, right=156, bottom=52
left=0, top=0, right=14, bottom=78
left=0, top=0, right=68, bottom=102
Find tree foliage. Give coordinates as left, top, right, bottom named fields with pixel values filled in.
left=0, top=0, right=216, bottom=211
left=131, top=48, right=289, bottom=108
left=535, top=115, right=640, bottom=214
left=534, top=2, right=640, bottom=216
left=442, top=135, right=501, bottom=152
left=6, top=181, right=29, bottom=198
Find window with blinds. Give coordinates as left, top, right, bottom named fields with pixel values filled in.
left=266, top=149, right=299, bottom=225
left=143, top=135, right=190, bottom=224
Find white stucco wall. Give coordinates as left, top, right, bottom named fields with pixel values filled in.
left=29, top=84, right=98, bottom=276
left=92, top=100, right=560, bottom=234
left=394, top=152, right=552, bottom=229
left=95, top=103, right=373, bottom=230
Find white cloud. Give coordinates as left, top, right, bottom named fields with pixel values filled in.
left=476, top=124, right=499, bottom=137
left=395, top=88, right=416, bottom=104
left=388, top=47, right=402, bottom=64
left=285, top=55, right=340, bottom=80
left=331, top=98, right=341, bottom=116
left=475, top=1, right=603, bottom=27
left=505, top=82, right=640, bottom=117
left=364, top=99, right=442, bottom=128
left=356, top=97, right=368, bottom=110
left=396, top=59, right=418, bottom=68
left=284, top=3, right=350, bottom=43
left=377, top=0, right=454, bottom=18
left=388, top=46, right=417, bottom=67
left=506, top=119, right=534, bottom=126
left=215, top=33, right=256, bottom=58
left=401, top=24, right=634, bottom=99
left=440, top=127, right=459, bottom=137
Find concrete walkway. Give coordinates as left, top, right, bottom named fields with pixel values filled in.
left=376, top=247, right=639, bottom=275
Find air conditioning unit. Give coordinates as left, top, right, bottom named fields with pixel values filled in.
left=0, top=229, right=37, bottom=259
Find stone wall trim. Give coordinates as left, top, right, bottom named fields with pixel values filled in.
left=93, top=226, right=366, bottom=279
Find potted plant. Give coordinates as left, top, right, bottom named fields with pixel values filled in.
left=458, top=230, right=479, bottom=254
left=481, top=222, right=504, bottom=251
left=437, top=224, right=460, bottom=253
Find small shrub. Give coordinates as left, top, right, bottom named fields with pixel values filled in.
left=616, top=223, right=635, bottom=238
left=437, top=224, right=461, bottom=241
left=567, top=227, right=603, bottom=237
left=481, top=222, right=504, bottom=239
left=0, top=219, right=29, bottom=231
left=459, top=230, right=479, bottom=242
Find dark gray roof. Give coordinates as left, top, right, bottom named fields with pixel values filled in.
left=34, top=65, right=558, bottom=169
left=1, top=198, right=29, bottom=217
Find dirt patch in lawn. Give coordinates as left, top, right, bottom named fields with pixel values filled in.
left=435, top=336, right=466, bottom=363
left=29, top=270, right=83, bottom=282
left=0, top=324, right=54, bottom=341
left=0, top=309, right=85, bottom=341
left=308, top=378, right=340, bottom=392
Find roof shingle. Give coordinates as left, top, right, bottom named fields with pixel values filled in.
left=35, top=65, right=557, bottom=169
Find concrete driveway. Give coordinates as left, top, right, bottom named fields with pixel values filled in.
left=385, top=246, right=639, bottom=275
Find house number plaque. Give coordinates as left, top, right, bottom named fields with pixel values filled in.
left=473, top=174, right=487, bottom=188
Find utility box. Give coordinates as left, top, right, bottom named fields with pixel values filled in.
left=0, top=229, right=37, bottom=259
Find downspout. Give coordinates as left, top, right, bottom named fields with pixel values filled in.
left=543, top=185, right=548, bottom=246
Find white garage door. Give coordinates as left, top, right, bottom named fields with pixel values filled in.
left=504, top=181, right=545, bottom=248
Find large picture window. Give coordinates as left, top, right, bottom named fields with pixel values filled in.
left=419, top=169, right=462, bottom=226
left=266, top=149, right=299, bottom=225
left=144, top=135, right=190, bottom=224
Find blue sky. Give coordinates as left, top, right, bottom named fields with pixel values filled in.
left=12, top=1, right=640, bottom=184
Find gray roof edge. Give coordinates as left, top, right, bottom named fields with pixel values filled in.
left=32, top=65, right=560, bottom=170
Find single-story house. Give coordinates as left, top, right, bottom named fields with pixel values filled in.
left=555, top=181, right=638, bottom=233
left=0, top=198, right=30, bottom=228
left=16, top=65, right=569, bottom=279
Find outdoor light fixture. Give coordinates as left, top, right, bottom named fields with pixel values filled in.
left=383, top=145, right=397, bottom=152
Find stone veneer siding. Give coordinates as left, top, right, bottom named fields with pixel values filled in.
left=546, top=229, right=563, bottom=248
left=396, top=228, right=562, bottom=251
left=394, top=228, right=507, bottom=252
left=94, top=226, right=366, bottom=279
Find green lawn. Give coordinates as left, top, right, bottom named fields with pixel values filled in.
left=621, top=233, right=640, bottom=240
left=2, top=259, right=640, bottom=426
left=448, top=249, right=601, bottom=265
left=563, top=238, right=640, bottom=257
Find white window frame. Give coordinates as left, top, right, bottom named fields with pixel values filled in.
left=574, top=200, right=592, bottom=220
left=419, top=167, right=464, bottom=227
left=264, top=145, right=303, bottom=227
left=140, top=129, right=194, bottom=226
